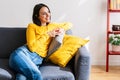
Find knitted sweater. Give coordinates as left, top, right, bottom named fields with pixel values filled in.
left=26, top=22, right=72, bottom=57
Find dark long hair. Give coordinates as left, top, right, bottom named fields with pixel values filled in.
left=32, top=3, right=51, bottom=26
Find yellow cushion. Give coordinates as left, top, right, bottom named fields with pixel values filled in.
left=48, top=35, right=89, bottom=67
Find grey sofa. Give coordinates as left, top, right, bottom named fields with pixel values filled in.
left=0, top=27, right=91, bottom=80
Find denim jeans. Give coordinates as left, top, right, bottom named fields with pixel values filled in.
left=9, top=45, right=43, bottom=80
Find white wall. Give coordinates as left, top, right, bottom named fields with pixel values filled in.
left=0, top=0, right=120, bottom=65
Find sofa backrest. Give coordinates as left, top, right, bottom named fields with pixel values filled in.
left=0, top=27, right=26, bottom=58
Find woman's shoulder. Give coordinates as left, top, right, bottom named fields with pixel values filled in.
left=49, top=22, right=58, bottom=25
left=27, top=23, right=36, bottom=27
left=27, top=23, right=40, bottom=28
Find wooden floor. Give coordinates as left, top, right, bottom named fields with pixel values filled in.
left=90, top=65, right=120, bottom=80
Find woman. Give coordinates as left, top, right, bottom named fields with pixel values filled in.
left=9, top=3, right=72, bottom=80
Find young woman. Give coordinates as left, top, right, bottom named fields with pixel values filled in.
left=9, top=3, right=72, bottom=80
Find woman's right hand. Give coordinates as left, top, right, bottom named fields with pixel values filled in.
left=47, top=30, right=56, bottom=37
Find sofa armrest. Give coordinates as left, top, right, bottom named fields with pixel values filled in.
left=74, top=46, right=91, bottom=80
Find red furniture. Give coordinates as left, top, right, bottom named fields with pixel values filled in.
left=106, top=0, right=120, bottom=72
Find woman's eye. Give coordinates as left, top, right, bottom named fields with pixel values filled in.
left=41, top=12, right=46, bottom=15
left=41, top=11, right=50, bottom=15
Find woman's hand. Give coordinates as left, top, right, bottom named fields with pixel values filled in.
left=48, top=28, right=65, bottom=37
left=55, top=28, right=65, bottom=35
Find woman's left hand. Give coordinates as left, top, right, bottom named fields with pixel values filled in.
left=47, top=28, right=65, bottom=37
left=54, top=28, right=65, bottom=35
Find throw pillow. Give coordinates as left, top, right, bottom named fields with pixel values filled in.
left=48, top=35, right=89, bottom=67
left=46, top=29, right=72, bottom=59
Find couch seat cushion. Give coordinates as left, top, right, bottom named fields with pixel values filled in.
left=0, top=59, right=15, bottom=80
left=40, top=63, right=75, bottom=80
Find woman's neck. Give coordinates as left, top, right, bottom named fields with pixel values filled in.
left=41, top=23, right=46, bottom=26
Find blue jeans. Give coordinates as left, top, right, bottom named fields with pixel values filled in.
left=9, top=45, right=43, bottom=80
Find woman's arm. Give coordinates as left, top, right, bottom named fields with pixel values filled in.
left=26, top=23, right=39, bottom=52
left=56, top=22, right=72, bottom=30
left=47, top=22, right=72, bottom=37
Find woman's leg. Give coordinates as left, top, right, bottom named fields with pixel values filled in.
left=9, top=46, right=43, bottom=80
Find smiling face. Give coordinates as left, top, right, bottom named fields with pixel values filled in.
left=38, top=6, right=51, bottom=26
